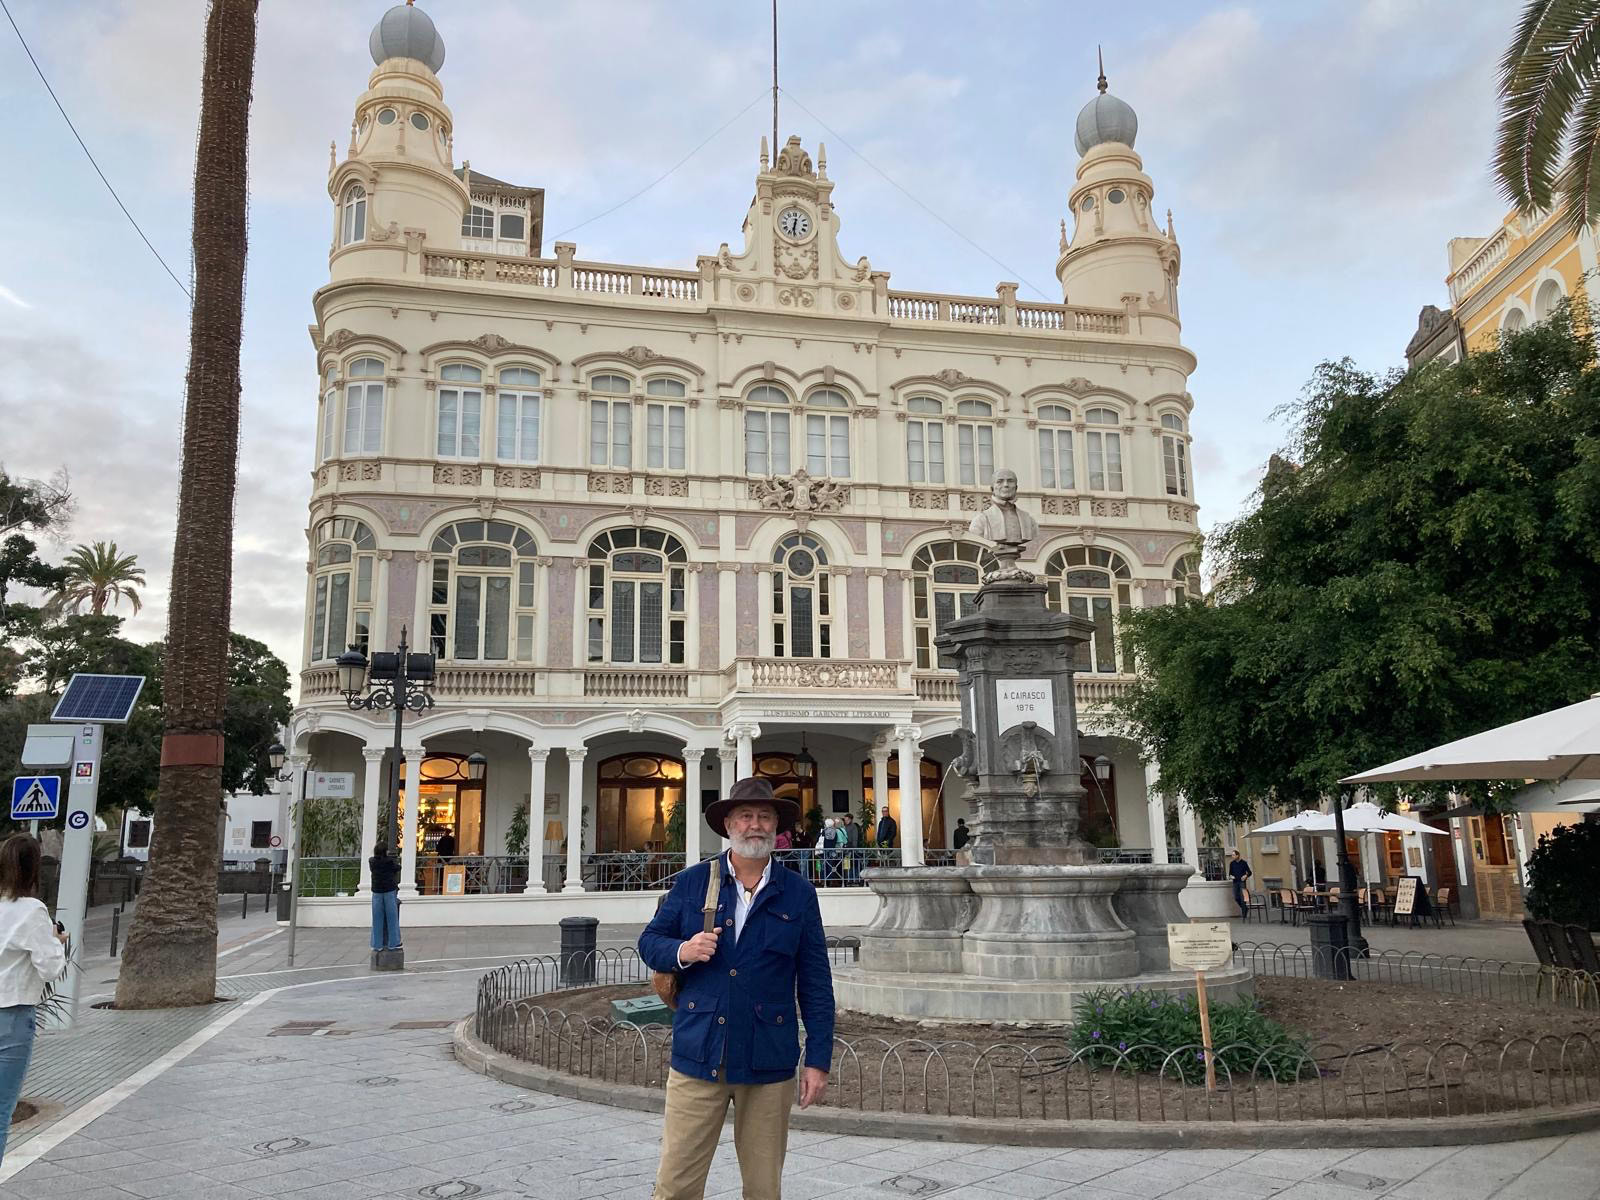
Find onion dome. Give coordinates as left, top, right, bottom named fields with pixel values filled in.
left=369, top=2, right=446, bottom=73
left=1073, top=54, right=1137, bottom=155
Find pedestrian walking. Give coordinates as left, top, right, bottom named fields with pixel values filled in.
left=1228, top=849, right=1253, bottom=920
left=0, top=834, right=68, bottom=1164
left=369, top=843, right=402, bottom=952
left=640, top=777, right=835, bottom=1200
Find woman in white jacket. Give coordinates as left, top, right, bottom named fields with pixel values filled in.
left=0, top=834, right=68, bottom=1161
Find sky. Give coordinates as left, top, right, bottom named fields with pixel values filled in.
left=0, top=0, right=1513, bottom=683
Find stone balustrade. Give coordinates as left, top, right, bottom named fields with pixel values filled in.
left=724, top=656, right=909, bottom=693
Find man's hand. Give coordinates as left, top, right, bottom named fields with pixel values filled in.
left=678, top=929, right=720, bottom=964
left=798, top=1066, right=828, bottom=1108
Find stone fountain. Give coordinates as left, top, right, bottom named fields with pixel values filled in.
left=832, top=470, right=1252, bottom=1023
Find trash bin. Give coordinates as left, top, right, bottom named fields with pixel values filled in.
left=559, top=915, right=599, bottom=986
left=1306, top=912, right=1351, bottom=980
left=276, top=879, right=293, bottom=922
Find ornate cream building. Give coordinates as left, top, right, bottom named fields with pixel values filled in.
left=286, top=4, right=1206, bottom=922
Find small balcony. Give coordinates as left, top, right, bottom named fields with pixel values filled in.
left=722, top=657, right=911, bottom=695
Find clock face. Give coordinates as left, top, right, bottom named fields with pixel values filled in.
left=777, top=206, right=813, bottom=240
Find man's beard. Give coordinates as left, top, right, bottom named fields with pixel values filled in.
left=731, top=830, right=775, bottom=859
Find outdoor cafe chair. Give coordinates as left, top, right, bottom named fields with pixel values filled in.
left=1524, top=918, right=1568, bottom=1001
left=1431, top=886, right=1456, bottom=927
left=1562, top=925, right=1600, bottom=1007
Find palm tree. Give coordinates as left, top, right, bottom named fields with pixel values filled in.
left=1495, top=1, right=1600, bottom=233
left=50, top=542, right=145, bottom=616
left=116, top=0, right=258, bottom=1010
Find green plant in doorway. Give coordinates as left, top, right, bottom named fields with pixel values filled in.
left=505, top=802, right=529, bottom=860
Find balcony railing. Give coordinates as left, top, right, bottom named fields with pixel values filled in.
left=1448, top=227, right=1512, bottom=305
left=435, top=665, right=539, bottom=699
left=724, top=656, right=910, bottom=693
left=584, top=668, right=690, bottom=699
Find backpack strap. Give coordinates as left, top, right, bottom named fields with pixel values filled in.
left=702, top=856, right=722, bottom=934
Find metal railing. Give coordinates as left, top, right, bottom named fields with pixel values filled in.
left=472, top=946, right=1600, bottom=1124
left=296, top=857, right=360, bottom=897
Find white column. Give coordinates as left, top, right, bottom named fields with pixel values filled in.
left=1143, top=761, right=1168, bottom=865
left=682, top=747, right=705, bottom=867
left=356, top=747, right=385, bottom=894
left=871, top=747, right=890, bottom=845
left=563, top=747, right=587, bottom=893
left=399, top=747, right=424, bottom=898
left=733, top=723, right=759, bottom=777
left=284, top=754, right=309, bottom=886
left=524, top=748, right=549, bottom=894
left=718, top=746, right=736, bottom=852
left=895, top=724, right=923, bottom=866
left=1177, top=793, right=1201, bottom=877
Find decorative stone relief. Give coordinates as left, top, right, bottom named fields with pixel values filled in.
left=1091, top=498, right=1129, bottom=518
left=958, top=492, right=987, bottom=511
left=908, top=489, right=947, bottom=510
left=935, top=368, right=970, bottom=386
left=736, top=284, right=757, bottom=302
left=493, top=467, right=542, bottom=489
left=837, top=293, right=855, bottom=310
left=775, top=239, right=818, bottom=280
left=433, top=464, right=481, bottom=486
left=1063, top=377, right=1097, bottom=397
left=1167, top=503, right=1197, bottom=522
left=341, top=461, right=382, bottom=482
left=315, top=466, right=329, bottom=486
left=587, top=472, right=632, bottom=494
left=644, top=476, right=689, bottom=498
left=777, top=286, right=814, bottom=308
left=747, top=468, right=848, bottom=513
left=1042, top=496, right=1080, bottom=516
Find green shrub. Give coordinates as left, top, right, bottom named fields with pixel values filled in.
left=1069, top=987, right=1313, bottom=1086
left=505, top=803, right=529, bottom=859
left=1526, top=822, right=1600, bottom=930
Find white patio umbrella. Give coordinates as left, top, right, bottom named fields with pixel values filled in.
left=1247, top=809, right=1327, bottom=836
left=1340, top=694, right=1600, bottom=785
left=1318, top=801, right=1447, bottom=836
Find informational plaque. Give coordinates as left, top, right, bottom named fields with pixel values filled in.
left=443, top=863, right=467, bottom=896
left=1166, top=922, right=1234, bottom=971
left=1393, top=875, right=1418, bottom=917
left=311, top=771, right=355, bottom=799
left=994, top=679, right=1055, bottom=734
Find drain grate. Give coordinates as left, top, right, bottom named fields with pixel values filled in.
left=391, top=1019, right=456, bottom=1030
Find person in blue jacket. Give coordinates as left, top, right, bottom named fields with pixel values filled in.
left=640, top=776, right=835, bottom=1200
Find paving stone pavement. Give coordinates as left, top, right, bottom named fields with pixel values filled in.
left=5, top=963, right=1598, bottom=1200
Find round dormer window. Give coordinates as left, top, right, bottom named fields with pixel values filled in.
left=1108, top=188, right=1126, bottom=204
left=376, top=108, right=396, bottom=125
left=1081, top=195, right=1096, bottom=212
left=411, top=112, right=430, bottom=132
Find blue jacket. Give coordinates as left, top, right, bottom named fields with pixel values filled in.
left=639, top=853, right=835, bottom=1085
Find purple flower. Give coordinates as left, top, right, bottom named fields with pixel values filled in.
left=1195, top=1052, right=1206, bottom=1061
left=1118, top=1041, right=1128, bottom=1051
left=1149, top=999, right=1159, bottom=1009
left=1091, top=1030, right=1101, bottom=1040
left=1095, top=1005, right=1104, bottom=1015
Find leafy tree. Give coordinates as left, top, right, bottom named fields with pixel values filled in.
left=0, top=469, right=72, bottom=683
left=1525, top=821, right=1600, bottom=929
left=0, top=468, right=72, bottom=539
left=48, top=542, right=145, bottom=617
left=1116, top=307, right=1600, bottom=828
left=118, top=0, right=259, bottom=1010
left=222, top=633, right=292, bottom=796
left=1495, top=1, right=1600, bottom=234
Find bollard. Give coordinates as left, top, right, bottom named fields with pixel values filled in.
left=1306, top=912, right=1352, bottom=980
left=110, top=910, right=120, bottom=957
left=241, top=892, right=248, bottom=919
left=558, top=916, right=599, bottom=987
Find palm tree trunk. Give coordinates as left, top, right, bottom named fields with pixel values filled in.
left=116, top=0, right=258, bottom=1009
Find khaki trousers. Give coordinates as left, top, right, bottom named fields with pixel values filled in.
left=653, top=1068, right=793, bottom=1200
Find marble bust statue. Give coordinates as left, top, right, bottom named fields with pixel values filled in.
left=967, top=468, right=1037, bottom=579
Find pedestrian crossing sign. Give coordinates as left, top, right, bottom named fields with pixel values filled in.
left=10, top=776, right=60, bottom=820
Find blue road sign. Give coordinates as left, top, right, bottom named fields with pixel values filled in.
left=11, top=776, right=60, bottom=820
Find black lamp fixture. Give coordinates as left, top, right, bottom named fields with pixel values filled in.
left=265, top=740, right=292, bottom=783
left=466, top=750, right=488, bottom=782
left=1092, top=754, right=1113, bottom=782
left=794, top=732, right=816, bottom=781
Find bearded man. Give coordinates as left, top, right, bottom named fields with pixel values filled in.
left=639, top=776, right=835, bottom=1200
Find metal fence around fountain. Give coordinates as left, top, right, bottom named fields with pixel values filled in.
left=471, top=941, right=1600, bottom=1124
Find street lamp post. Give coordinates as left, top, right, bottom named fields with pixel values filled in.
left=335, top=626, right=435, bottom=970
left=1332, top=793, right=1368, bottom=959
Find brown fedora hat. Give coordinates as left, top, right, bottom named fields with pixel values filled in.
left=703, top=776, right=803, bottom=839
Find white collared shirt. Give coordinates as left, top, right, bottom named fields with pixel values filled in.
left=729, top=852, right=772, bottom=944
left=0, top=897, right=66, bottom=1007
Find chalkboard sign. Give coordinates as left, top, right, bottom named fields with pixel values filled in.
left=1394, top=875, right=1418, bottom=916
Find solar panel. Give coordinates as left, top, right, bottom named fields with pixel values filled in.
left=51, top=674, right=146, bottom=724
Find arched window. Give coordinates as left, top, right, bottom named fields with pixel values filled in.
left=586, top=528, right=688, bottom=665
left=1085, top=408, right=1123, bottom=491
left=772, top=533, right=831, bottom=658
left=1502, top=307, right=1527, bottom=333
left=744, top=385, right=792, bottom=476
left=805, top=387, right=851, bottom=477
left=461, top=204, right=494, bottom=239
left=340, top=185, right=366, bottom=245
left=436, top=363, right=483, bottom=459
left=1036, top=403, right=1075, bottom=489
left=1534, top=278, right=1564, bottom=322
left=752, top=752, right=818, bottom=825
left=1160, top=413, right=1189, bottom=498
left=645, top=377, right=687, bottom=470
left=496, top=367, right=541, bottom=463
left=861, top=754, right=945, bottom=850
left=343, top=357, right=385, bottom=455
left=310, top=518, right=376, bottom=662
left=906, top=397, right=945, bottom=484
left=955, top=398, right=995, bottom=486
left=427, top=520, right=540, bottom=661
left=1172, top=554, right=1202, bottom=603
left=588, top=373, right=633, bottom=468
left=319, top=366, right=337, bottom=464
left=596, top=754, right=685, bottom=854
left=1045, top=546, right=1132, bottom=673
left=911, top=541, right=995, bottom=669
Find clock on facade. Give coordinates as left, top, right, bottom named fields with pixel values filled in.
left=777, top=206, right=813, bottom=240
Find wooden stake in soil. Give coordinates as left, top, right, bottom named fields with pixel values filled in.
left=1167, top=921, right=1233, bottom=1095
left=1194, top=968, right=1216, bottom=1092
